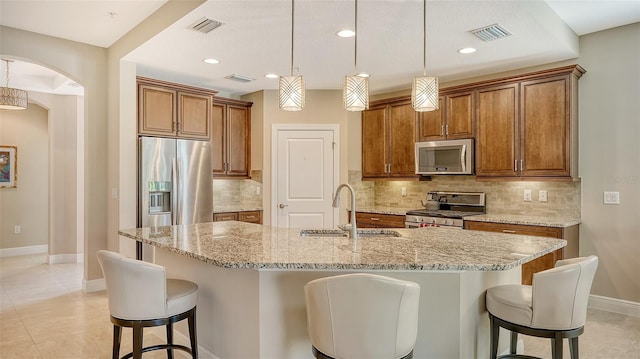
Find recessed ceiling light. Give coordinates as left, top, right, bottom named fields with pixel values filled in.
left=265, top=73, right=279, bottom=79
left=337, top=29, right=355, bottom=38
left=203, top=58, right=220, bottom=64
left=458, top=47, right=477, bottom=54
left=356, top=72, right=370, bottom=78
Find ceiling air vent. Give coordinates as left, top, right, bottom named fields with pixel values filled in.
left=469, top=24, right=512, bottom=42
left=189, top=17, right=223, bottom=34
left=225, top=74, right=255, bottom=83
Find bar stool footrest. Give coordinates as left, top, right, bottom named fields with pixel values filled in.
left=121, top=344, right=193, bottom=359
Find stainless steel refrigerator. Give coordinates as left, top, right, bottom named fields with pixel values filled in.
left=138, top=137, right=213, bottom=260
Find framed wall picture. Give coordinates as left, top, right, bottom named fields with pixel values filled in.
left=0, top=146, right=17, bottom=189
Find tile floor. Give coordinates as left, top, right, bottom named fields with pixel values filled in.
left=1, top=254, right=639, bottom=358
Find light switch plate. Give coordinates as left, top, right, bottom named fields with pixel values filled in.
left=604, top=191, right=620, bottom=205
left=539, top=190, right=548, bottom=202
left=401, top=187, right=407, bottom=196
left=524, top=190, right=532, bottom=202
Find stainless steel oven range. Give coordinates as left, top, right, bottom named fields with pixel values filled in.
left=405, top=191, right=486, bottom=228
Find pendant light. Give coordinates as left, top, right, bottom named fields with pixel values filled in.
left=411, top=0, right=438, bottom=112
left=343, top=0, right=369, bottom=112
left=0, top=59, right=28, bottom=110
left=279, top=0, right=305, bottom=111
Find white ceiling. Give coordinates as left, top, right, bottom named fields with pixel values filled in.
left=1, top=0, right=639, bottom=97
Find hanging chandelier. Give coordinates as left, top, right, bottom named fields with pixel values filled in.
left=279, top=0, right=305, bottom=111
left=0, top=59, right=28, bottom=111
left=343, top=0, right=369, bottom=112
left=411, top=0, right=438, bottom=112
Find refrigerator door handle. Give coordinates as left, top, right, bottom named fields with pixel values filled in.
left=175, top=157, right=182, bottom=225
left=172, top=158, right=178, bottom=225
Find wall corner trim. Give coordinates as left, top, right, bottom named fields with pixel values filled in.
left=83, top=278, right=106, bottom=293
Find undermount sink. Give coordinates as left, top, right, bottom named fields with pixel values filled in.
left=299, top=229, right=402, bottom=237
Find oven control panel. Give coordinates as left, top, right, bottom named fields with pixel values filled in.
left=405, top=215, right=463, bottom=228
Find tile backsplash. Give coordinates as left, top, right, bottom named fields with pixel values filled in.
left=348, top=171, right=581, bottom=218
left=212, top=170, right=263, bottom=208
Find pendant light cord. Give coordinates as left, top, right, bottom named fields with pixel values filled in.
left=354, top=0, right=358, bottom=74
left=422, top=0, right=426, bottom=76
left=290, top=0, right=295, bottom=76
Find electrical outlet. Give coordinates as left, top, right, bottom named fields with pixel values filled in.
left=604, top=191, right=620, bottom=205
left=539, top=190, right=548, bottom=202
left=401, top=187, right=407, bottom=197
left=14, top=225, right=21, bottom=234
left=111, top=188, right=118, bottom=199
left=256, top=186, right=261, bottom=195
left=524, top=190, right=532, bottom=202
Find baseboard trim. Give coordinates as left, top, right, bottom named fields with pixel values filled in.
left=173, top=330, right=218, bottom=359
left=589, top=294, right=640, bottom=317
left=0, top=245, right=48, bottom=257
left=48, top=253, right=83, bottom=264
left=83, top=278, right=106, bottom=293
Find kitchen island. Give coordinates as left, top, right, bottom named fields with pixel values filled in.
left=119, top=221, right=565, bottom=359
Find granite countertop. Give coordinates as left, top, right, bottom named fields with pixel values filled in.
left=118, top=222, right=565, bottom=271
left=213, top=206, right=263, bottom=213
left=463, top=214, right=581, bottom=228
left=353, top=207, right=408, bottom=216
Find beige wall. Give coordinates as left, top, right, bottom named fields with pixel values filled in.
left=577, top=23, right=640, bottom=302
left=0, top=104, right=48, bottom=249
left=242, top=90, right=360, bottom=225
left=1, top=25, right=108, bottom=281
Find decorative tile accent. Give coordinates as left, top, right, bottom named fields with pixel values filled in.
left=212, top=175, right=263, bottom=210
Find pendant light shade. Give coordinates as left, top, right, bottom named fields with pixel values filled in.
left=412, top=76, right=438, bottom=111
left=412, top=0, right=438, bottom=112
left=343, top=75, right=369, bottom=112
left=279, top=75, right=305, bottom=111
left=0, top=59, right=28, bottom=111
left=279, top=0, right=305, bottom=111
left=343, top=0, right=369, bottom=112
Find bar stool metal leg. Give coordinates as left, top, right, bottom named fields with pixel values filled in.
left=112, top=325, right=122, bottom=359
left=510, top=331, right=518, bottom=355
left=188, top=308, right=198, bottom=358
left=167, top=322, right=174, bottom=359
left=132, top=322, right=143, bottom=359
left=490, top=315, right=499, bottom=359
left=569, top=337, right=579, bottom=359
left=551, top=333, right=563, bottom=359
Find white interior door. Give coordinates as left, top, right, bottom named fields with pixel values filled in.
left=274, top=127, right=338, bottom=229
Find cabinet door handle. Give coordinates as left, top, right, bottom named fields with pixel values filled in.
left=514, top=160, right=518, bottom=172
left=371, top=217, right=380, bottom=221
left=446, top=124, right=449, bottom=135
left=502, top=229, right=517, bottom=233
left=441, top=125, right=444, bottom=136
left=520, top=160, right=524, bottom=171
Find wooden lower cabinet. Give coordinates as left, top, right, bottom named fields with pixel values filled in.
left=349, top=211, right=406, bottom=228
left=213, top=210, right=262, bottom=224
left=464, top=221, right=579, bottom=285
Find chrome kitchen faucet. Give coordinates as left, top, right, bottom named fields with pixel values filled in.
left=332, top=184, right=358, bottom=240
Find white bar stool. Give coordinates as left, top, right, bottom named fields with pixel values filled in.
left=486, top=255, right=598, bottom=359
left=304, top=273, right=421, bottom=359
left=97, top=250, right=199, bottom=359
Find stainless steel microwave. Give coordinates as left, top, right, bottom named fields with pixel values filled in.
left=415, top=139, right=474, bottom=175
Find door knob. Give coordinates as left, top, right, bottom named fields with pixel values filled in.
left=279, top=203, right=288, bottom=209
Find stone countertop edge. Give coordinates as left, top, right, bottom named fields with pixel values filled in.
left=118, top=222, right=566, bottom=272
left=213, top=206, right=263, bottom=213
left=463, top=214, right=581, bottom=228
left=352, top=208, right=408, bottom=216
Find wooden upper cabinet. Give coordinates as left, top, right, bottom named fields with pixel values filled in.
left=418, top=96, right=445, bottom=140
left=476, top=83, right=519, bottom=177
left=361, top=105, right=388, bottom=178
left=520, top=76, right=571, bottom=177
left=177, top=92, right=210, bottom=139
left=446, top=91, right=475, bottom=139
left=388, top=101, right=418, bottom=177
left=211, top=98, right=252, bottom=178
left=137, top=77, right=215, bottom=140
left=138, top=84, right=176, bottom=136
left=418, top=91, right=474, bottom=141
left=362, top=100, right=418, bottom=179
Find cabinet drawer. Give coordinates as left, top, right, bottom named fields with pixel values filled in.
left=464, top=221, right=563, bottom=238
left=213, top=212, right=238, bottom=222
left=238, top=211, right=262, bottom=224
left=352, top=212, right=405, bottom=228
